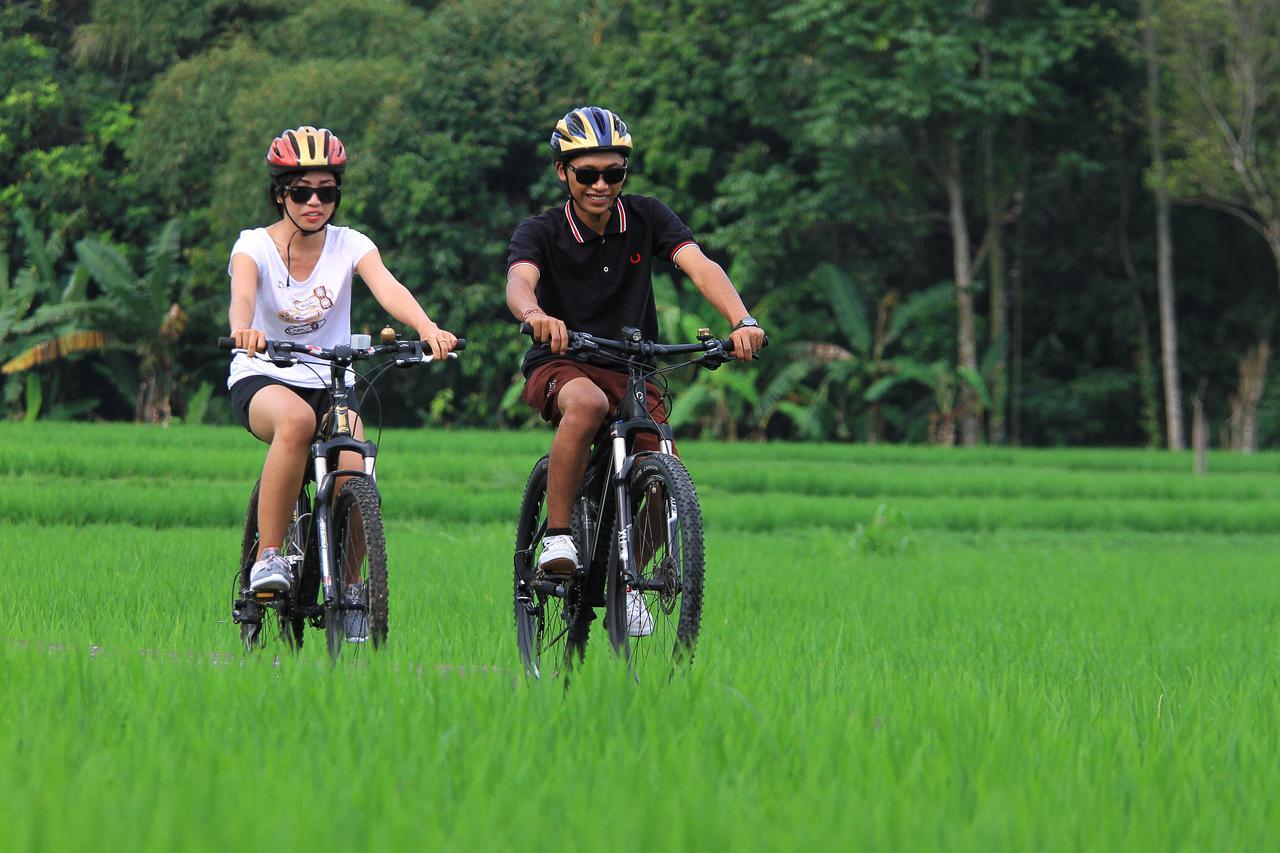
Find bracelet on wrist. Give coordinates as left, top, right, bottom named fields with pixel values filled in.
left=520, top=306, right=544, bottom=321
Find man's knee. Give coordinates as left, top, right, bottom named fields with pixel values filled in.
left=558, top=380, right=610, bottom=428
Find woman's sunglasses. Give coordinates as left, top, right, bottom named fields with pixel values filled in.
left=566, top=164, right=628, bottom=185
left=285, top=185, right=341, bottom=204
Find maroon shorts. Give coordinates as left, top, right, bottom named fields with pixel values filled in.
left=521, top=360, right=674, bottom=454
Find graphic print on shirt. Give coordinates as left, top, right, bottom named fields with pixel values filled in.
left=278, top=285, right=335, bottom=335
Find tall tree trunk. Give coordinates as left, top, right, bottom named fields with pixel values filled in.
left=943, top=139, right=980, bottom=447
left=1118, top=170, right=1163, bottom=447
left=1227, top=341, right=1269, bottom=453
left=983, top=128, right=1008, bottom=446
left=1144, top=0, right=1184, bottom=449
left=1010, top=182, right=1027, bottom=447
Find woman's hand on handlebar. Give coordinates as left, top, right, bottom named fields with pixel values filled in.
left=728, top=325, right=766, bottom=361
left=231, top=327, right=267, bottom=357
left=524, top=309, right=569, bottom=356
left=418, top=323, right=460, bottom=361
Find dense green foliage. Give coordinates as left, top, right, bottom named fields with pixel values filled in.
left=4, top=0, right=1280, bottom=445
left=3, top=423, right=1279, bottom=848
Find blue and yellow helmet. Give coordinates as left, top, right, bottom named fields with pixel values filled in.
left=550, top=107, right=633, bottom=161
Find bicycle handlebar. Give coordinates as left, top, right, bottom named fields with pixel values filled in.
left=517, top=323, right=766, bottom=361
left=217, top=336, right=466, bottom=364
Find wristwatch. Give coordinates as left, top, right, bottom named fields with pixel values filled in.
left=733, top=316, right=760, bottom=330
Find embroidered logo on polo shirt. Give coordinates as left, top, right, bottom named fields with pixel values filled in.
left=630, top=252, right=642, bottom=264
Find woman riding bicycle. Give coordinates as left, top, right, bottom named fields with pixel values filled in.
left=504, top=106, right=766, bottom=634
left=228, top=125, right=457, bottom=597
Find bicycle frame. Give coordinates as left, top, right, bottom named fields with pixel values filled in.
left=224, top=334, right=461, bottom=638
left=528, top=326, right=728, bottom=602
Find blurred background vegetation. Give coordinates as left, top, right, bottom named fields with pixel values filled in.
left=3, top=0, right=1278, bottom=448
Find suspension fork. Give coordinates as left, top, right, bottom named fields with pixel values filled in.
left=610, top=427, right=636, bottom=587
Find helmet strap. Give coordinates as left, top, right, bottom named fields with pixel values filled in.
left=280, top=209, right=331, bottom=286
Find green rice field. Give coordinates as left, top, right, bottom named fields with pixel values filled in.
left=2, top=422, right=1279, bottom=850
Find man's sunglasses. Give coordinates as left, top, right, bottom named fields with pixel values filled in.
left=566, top=164, right=628, bottom=185
left=285, top=185, right=341, bottom=204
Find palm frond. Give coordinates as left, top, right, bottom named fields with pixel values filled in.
left=884, top=283, right=952, bottom=350
left=62, top=264, right=90, bottom=302
left=865, top=361, right=937, bottom=401
left=145, top=220, right=183, bottom=312
left=957, top=366, right=992, bottom=409
left=2, top=330, right=111, bottom=374
left=76, top=238, right=143, bottom=318
left=758, top=360, right=815, bottom=417
left=667, top=383, right=713, bottom=429
left=14, top=208, right=54, bottom=291
left=12, top=300, right=99, bottom=334
left=788, top=340, right=856, bottom=364
left=813, top=263, right=870, bottom=355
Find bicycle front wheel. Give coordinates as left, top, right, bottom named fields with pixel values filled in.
left=326, top=477, right=388, bottom=658
left=606, top=453, right=705, bottom=674
left=514, top=456, right=591, bottom=678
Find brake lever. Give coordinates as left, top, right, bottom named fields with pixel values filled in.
left=265, top=341, right=297, bottom=368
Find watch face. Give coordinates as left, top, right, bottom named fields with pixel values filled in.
left=738, top=318, right=758, bottom=328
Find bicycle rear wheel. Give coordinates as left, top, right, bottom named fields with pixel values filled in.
left=606, top=453, right=705, bottom=675
left=326, top=477, right=387, bottom=658
left=514, top=456, right=591, bottom=678
left=236, top=479, right=306, bottom=651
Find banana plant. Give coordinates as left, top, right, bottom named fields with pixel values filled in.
left=1, top=209, right=103, bottom=420
left=766, top=263, right=953, bottom=442
left=3, top=218, right=186, bottom=423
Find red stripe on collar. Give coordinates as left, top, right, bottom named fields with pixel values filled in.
left=564, top=200, right=585, bottom=244
left=564, top=198, right=627, bottom=241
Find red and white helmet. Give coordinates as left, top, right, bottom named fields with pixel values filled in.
left=266, top=126, right=347, bottom=176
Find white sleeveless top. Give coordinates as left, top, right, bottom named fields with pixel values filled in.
left=226, top=225, right=376, bottom=389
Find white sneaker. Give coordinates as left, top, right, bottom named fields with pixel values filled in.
left=625, top=588, right=654, bottom=637
left=249, top=549, right=291, bottom=592
left=538, top=534, right=578, bottom=576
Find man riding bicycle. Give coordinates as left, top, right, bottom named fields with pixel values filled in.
left=505, top=106, right=766, bottom=636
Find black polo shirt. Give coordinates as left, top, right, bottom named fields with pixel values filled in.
left=507, top=194, right=697, bottom=375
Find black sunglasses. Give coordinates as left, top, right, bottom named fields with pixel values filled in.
left=566, top=164, right=628, bottom=185
left=285, top=184, right=341, bottom=204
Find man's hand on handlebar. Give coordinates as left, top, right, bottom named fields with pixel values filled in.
left=728, top=325, right=766, bottom=361
left=231, top=327, right=267, bottom=357
left=524, top=309, right=570, bottom=356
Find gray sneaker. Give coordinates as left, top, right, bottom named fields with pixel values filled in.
left=344, top=583, right=368, bottom=643
left=249, top=548, right=292, bottom=592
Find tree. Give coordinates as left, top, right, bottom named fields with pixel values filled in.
left=1156, top=0, right=1280, bottom=452
left=1142, top=0, right=1186, bottom=449
left=760, top=0, right=1101, bottom=445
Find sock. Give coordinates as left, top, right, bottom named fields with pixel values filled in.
left=545, top=527, right=572, bottom=538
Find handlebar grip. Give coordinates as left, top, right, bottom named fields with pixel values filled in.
left=518, top=322, right=533, bottom=336
left=453, top=338, right=467, bottom=352
left=218, top=337, right=236, bottom=350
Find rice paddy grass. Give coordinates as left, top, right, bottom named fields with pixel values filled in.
left=1, top=422, right=1278, bottom=850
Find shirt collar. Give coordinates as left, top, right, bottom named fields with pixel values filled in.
left=563, top=197, right=628, bottom=244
